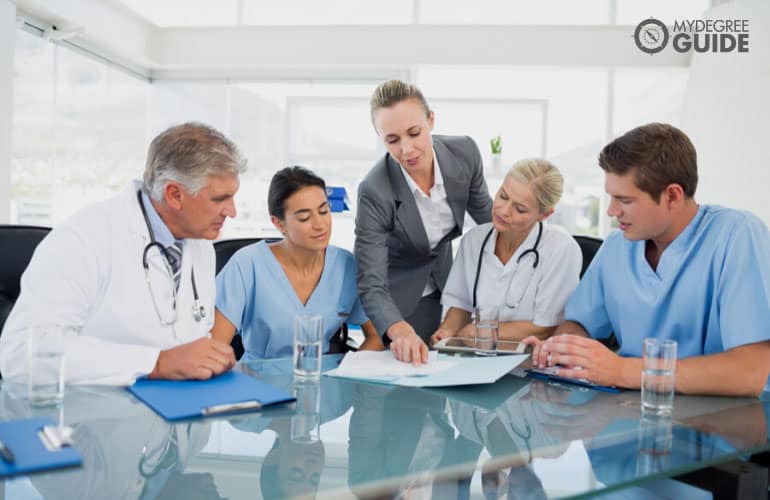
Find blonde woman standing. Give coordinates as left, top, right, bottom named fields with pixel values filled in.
left=431, top=159, right=581, bottom=344
left=355, top=80, right=493, bottom=364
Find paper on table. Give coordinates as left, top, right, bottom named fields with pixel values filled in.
left=329, top=350, right=457, bottom=379
left=326, top=351, right=529, bottom=387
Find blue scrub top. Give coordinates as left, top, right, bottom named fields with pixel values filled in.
left=566, top=205, right=770, bottom=358
left=216, top=241, right=368, bottom=360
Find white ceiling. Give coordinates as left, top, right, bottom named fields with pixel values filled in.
left=115, top=0, right=712, bottom=27
left=15, top=0, right=705, bottom=79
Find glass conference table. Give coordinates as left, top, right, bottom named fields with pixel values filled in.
left=1, top=354, right=768, bottom=499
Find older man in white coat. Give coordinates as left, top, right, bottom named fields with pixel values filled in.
left=0, top=122, right=245, bottom=385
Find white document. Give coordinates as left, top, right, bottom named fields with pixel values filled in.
left=328, top=350, right=457, bottom=379
left=325, top=350, right=530, bottom=388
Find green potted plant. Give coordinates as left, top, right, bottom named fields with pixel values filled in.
left=490, top=135, right=502, bottom=171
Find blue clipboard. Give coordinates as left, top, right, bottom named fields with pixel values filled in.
left=0, top=417, right=82, bottom=478
left=127, top=371, right=296, bottom=421
left=525, top=368, right=622, bottom=393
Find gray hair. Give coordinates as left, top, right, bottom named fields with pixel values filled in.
left=142, top=122, right=247, bottom=201
left=370, top=79, right=431, bottom=126
left=505, top=158, right=564, bottom=213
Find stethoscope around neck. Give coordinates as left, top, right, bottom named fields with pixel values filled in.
left=137, top=190, right=206, bottom=324
left=472, top=221, right=543, bottom=310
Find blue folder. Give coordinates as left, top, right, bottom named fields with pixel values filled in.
left=525, top=368, right=621, bottom=393
left=127, top=371, right=296, bottom=421
left=0, top=417, right=82, bottom=478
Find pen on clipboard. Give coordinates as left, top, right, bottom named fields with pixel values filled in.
left=0, top=439, right=15, bottom=464
left=201, top=400, right=262, bottom=416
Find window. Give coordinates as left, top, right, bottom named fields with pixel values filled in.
left=11, top=30, right=55, bottom=225
left=147, top=81, right=379, bottom=246
left=613, top=68, right=689, bottom=135
left=417, top=66, right=607, bottom=235
left=12, top=32, right=692, bottom=240
left=11, top=30, right=148, bottom=225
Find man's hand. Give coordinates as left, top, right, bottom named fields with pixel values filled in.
left=388, top=321, right=428, bottom=365
left=530, top=334, right=632, bottom=388
left=150, top=337, right=236, bottom=380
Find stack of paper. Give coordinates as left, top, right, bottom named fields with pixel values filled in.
left=331, top=351, right=456, bottom=379
left=325, top=350, right=529, bottom=387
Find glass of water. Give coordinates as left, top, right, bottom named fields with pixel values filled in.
left=473, top=307, right=498, bottom=355
left=641, top=338, right=677, bottom=415
left=26, top=326, right=72, bottom=407
left=294, top=315, right=323, bottom=379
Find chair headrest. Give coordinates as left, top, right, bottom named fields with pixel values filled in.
left=0, top=225, right=51, bottom=299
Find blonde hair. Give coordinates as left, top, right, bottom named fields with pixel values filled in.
left=506, top=158, right=564, bottom=213
left=370, top=80, right=431, bottom=126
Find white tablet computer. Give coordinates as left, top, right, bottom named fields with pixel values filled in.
left=433, top=338, right=531, bottom=356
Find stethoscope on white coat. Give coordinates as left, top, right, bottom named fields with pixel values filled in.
left=137, top=190, right=206, bottom=324
left=472, top=221, right=543, bottom=309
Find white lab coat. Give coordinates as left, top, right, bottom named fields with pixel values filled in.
left=442, top=222, right=582, bottom=326
left=0, top=181, right=216, bottom=385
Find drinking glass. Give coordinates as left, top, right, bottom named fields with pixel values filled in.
left=294, top=315, right=323, bottom=378
left=473, top=307, right=498, bottom=355
left=641, top=338, right=677, bottom=415
left=27, top=326, right=72, bottom=407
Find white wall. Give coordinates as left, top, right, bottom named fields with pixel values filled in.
left=682, top=0, right=770, bottom=224
left=0, top=0, right=15, bottom=223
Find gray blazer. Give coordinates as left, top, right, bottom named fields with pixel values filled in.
left=355, top=135, right=493, bottom=335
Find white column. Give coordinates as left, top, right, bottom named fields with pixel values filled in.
left=0, top=0, right=16, bottom=223
left=682, top=0, right=770, bottom=224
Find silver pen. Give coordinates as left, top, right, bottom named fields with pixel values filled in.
left=201, top=400, right=262, bottom=416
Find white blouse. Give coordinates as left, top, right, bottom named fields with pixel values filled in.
left=441, top=221, right=582, bottom=326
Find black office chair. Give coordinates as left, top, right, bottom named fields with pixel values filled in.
left=0, top=225, right=52, bottom=334
left=214, top=238, right=270, bottom=274
left=214, top=238, right=264, bottom=360
left=572, top=234, right=618, bottom=351
left=573, top=235, right=603, bottom=278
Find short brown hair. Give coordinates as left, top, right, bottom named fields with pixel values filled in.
left=370, top=80, right=431, bottom=126
left=598, top=123, right=698, bottom=200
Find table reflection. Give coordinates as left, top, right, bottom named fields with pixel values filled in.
left=348, top=385, right=456, bottom=499
left=0, top=356, right=767, bottom=500
left=0, top=385, right=216, bottom=500
left=233, top=362, right=354, bottom=499
left=518, top=379, right=769, bottom=487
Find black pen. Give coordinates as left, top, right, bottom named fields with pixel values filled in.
left=0, top=439, right=15, bottom=464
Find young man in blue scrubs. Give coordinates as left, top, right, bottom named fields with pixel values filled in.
left=526, top=123, right=770, bottom=396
